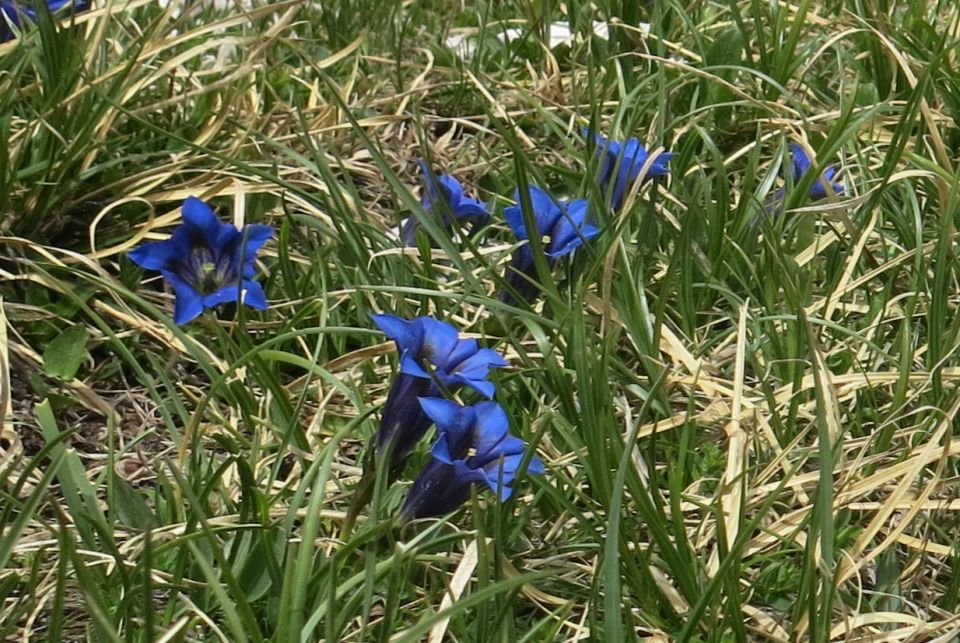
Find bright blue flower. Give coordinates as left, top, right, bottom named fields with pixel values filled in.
left=400, top=398, right=544, bottom=520
left=1, top=0, right=86, bottom=42
left=129, top=197, right=273, bottom=325
left=401, top=161, right=490, bottom=246
left=789, top=143, right=844, bottom=200
left=371, top=314, right=508, bottom=461
left=586, top=128, right=674, bottom=210
left=504, top=186, right=597, bottom=260
left=501, top=185, right=598, bottom=303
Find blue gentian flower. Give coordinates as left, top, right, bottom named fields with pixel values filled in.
left=501, top=185, right=598, bottom=303
left=1, top=0, right=86, bottom=42
left=129, top=196, right=273, bottom=325
left=586, top=128, right=674, bottom=210
left=789, top=143, right=844, bottom=200
left=400, top=398, right=544, bottom=520
left=371, top=314, right=508, bottom=462
left=401, top=161, right=490, bottom=246
left=756, top=144, right=846, bottom=226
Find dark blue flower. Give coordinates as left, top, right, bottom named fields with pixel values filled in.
left=401, top=161, right=490, bottom=246
left=586, top=128, right=674, bottom=210
left=400, top=398, right=544, bottom=520
left=129, top=196, right=273, bottom=325
left=501, top=185, right=598, bottom=304
left=371, top=314, right=508, bottom=461
left=790, top=143, right=844, bottom=200
left=1, top=0, right=86, bottom=42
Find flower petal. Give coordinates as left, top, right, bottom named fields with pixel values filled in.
left=443, top=336, right=480, bottom=372
left=503, top=202, right=529, bottom=240
left=548, top=222, right=600, bottom=259
left=790, top=143, right=812, bottom=180
left=129, top=239, right=180, bottom=270
left=399, top=352, right=432, bottom=379
left=618, top=138, right=649, bottom=175
left=526, top=453, right=546, bottom=475
left=451, top=376, right=496, bottom=400
left=481, top=453, right=527, bottom=498
left=451, top=459, right=493, bottom=488
left=505, top=185, right=564, bottom=242
left=438, top=175, right=463, bottom=210
left=528, top=185, right=563, bottom=234
left=181, top=196, right=222, bottom=240
left=448, top=347, right=508, bottom=384
left=418, top=397, right=463, bottom=433
left=372, top=314, right=421, bottom=354
left=418, top=317, right=461, bottom=365
left=470, top=402, right=511, bottom=456
left=428, top=403, right=478, bottom=462
left=648, top=151, right=675, bottom=176
left=418, top=160, right=442, bottom=206
left=399, top=217, right=419, bottom=246
left=453, top=198, right=489, bottom=221
left=240, top=224, right=273, bottom=261
left=240, top=280, right=268, bottom=309
left=163, top=270, right=205, bottom=325
left=202, top=284, right=240, bottom=309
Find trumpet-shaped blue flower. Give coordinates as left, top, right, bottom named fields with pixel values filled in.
left=400, top=398, right=544, bottom=520
left=1, top=0, right=86, bottom=42
left=501, top=185, right=598, bottom=303
left=790, top=143, right=844, bottom=200
left=401, top=161, right=490, bottom=245
left=129, top=197, right=273, bottom=325
left=371, top=314, right=508, bottom=461
left=586, top=128, right=674, bottom=210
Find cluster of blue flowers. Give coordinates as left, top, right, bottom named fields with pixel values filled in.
left=403, top=130, right=676, bottom=304
left=128, top=132, right=845, bottom=326
left=370, top=314, right=543, bottom=520
left=1, top=0, right=86, bottom=42
left=126, top=131, right=845, bottom=522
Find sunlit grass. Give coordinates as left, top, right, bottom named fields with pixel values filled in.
left=2, top=0, right=960, bottom=641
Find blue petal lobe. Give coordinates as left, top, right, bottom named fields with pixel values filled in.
left=418, top=397, right=463, bottom=433
left=470, top=402, right=511, bottom=455
left=399, top=353, right=432, bottom=379
left=439, top=175, right=463, bottom=210
left=454, top=376, right=496, bottom=399
left=418, top=317, right=460, bottom=365
left=129, top=240, right=178, bottom=270
left=443, top=337, right=480, bottom=372
left=240, top=224, right=273, bottom=260
left=548, top=222, right=600, bottom=259
left=454, top=199, right=489, bottom=220
left=504, top=202, right=528, bottom=239
left=163, top=270, right=205, bottom=325
left=181, top=197, right=221, bottom=240
left=790, top=143, right=811, bottom=179
left=240, top=280, right=268, bottom=309
left=526, top=454, right=546, bottom=475
left=372, top=314, right=421, bottom=353
left=528, top=185, right=563, bottom=235
left=202, top=284, right=240, bottom=308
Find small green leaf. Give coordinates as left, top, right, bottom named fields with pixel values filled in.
left=42, top=324, right=88, bottom=381
left=113, top=477, right=157, bottom=530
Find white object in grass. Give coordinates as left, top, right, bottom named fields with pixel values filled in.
left=445, top=20, right=650, bottom=60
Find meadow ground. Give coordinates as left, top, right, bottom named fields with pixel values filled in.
left=2, top=0, right=960, bottom=641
